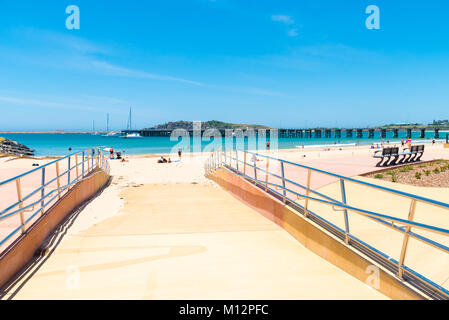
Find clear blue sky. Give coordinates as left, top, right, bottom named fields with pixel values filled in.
left=1, top=0, right=449, bottom=130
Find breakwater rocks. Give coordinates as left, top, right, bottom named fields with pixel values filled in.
left=0, top=137, right=35, bottom=156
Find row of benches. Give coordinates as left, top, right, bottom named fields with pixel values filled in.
left=373, top=145, right=425, bottom=167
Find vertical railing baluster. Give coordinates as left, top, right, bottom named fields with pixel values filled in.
left=253, top=156, right=257, bottom=181
left=87, top=150, right=90, bottom=172
left=236, top=149, right=239, bottom=172
left=265, top=157, right=270, bottom=191
left=56, top=162, right=61, bottom=199
left=82, top=151, right=85, bottom=177
left=243, top=152, right=247, bottom=176
left=340, top=179, right=350, bottom=244
left=75, top=154, right=79, bottom=181
left=224, top=147, right=227, bottom=165
left=15, top=178, right=26, bottom=233
left=398, top=199, right=417, bottom=279
left=68, top=156, right=71, bottom=187
left=41, top=167, right=46, bottom=215
left=281, top=162, right=287, bottom=203
left=304, top=169, right=312, bottom=217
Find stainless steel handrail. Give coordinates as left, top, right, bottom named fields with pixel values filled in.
left=204, top=148, right=449, bottom=299
left=0, top=147, right=110, bottom=248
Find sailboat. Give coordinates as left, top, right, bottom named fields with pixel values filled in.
left=91, top=120, right=99, bottom=135
left=103, top=113, right=117, bottom=136
left=121, top=107, right=142, bottom=138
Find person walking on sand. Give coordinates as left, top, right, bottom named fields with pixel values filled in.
left=178, top=148, right=182, bottom=160
left=109, top=147, right=114, bottom=159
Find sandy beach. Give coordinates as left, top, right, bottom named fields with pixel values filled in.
left=1, top=141, right=449, bottom=299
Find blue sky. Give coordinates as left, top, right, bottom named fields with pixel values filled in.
left=1, top=0, right=449, bottom=130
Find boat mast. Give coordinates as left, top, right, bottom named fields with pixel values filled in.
left=107, top=113, right=110, bottom=132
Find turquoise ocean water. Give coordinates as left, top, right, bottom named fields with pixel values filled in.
left=0, top=131, right=446, bottom=157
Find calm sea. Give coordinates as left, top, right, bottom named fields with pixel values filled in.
left=0, top=131, right=446, bottom=156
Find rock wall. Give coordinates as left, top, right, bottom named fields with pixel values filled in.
left=0, top=138, right=35, bottom=156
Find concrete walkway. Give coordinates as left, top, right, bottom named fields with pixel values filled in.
left=2, top=183, right=386, bottom=299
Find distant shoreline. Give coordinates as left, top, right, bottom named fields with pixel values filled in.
left=0, top=131, right=121, bottom=134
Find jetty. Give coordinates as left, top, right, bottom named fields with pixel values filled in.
left=122, top=127, right=447, bottom=139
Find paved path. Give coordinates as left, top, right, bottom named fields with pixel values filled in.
left=2, top=183, right=385, bottom=299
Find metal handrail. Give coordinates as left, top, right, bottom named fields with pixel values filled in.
left=0, top=147, right=110, bottom=248
left=242, top=149, right=449, bottom=211
left=204, top=148, right=449, bottom=299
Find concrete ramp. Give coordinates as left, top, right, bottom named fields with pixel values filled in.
left=2, top=183, right=385, bottom=300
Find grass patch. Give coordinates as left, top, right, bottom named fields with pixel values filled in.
left=415, top=172, right=422, bottom=179
left=374, top=174, right=384, bottom=179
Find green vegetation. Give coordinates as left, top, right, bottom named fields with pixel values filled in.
left=150, top=120, right=271, bottom=130
left=433, top=168, right=440, bottom=174
left=415, top=172, right=422, bottom=179
left=424, top=170, right=431, bottom=176
left=374, top=174, right=384, bottom=179
left=399, top=165, right=413, bottom=173
left=391, top=172, right=397, bottom=182
left=377, top=119, right=449, bottom=129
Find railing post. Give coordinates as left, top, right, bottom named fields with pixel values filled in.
left=75, top=154, right=79, bottom=181
left=340, top=179, right=350, bottom=244
left=253, top=156, right=257, bottom=181
left=398, top=199, right=417, bottom=279
left=55, top=162, right=61, bottom=199
left=304, top=169, right=312, bottom=217
left=243, top=151, right=247, bottom=176
left=68, top=156, right=71, bottom=187
left=236, top=149, right=239, bottom=171
left=280, top=161, right=287, bottom=203
left=15, top=178, right=26, bottom=233
left=87, top=150, right=90, bottom=172
left=265, top=157, right=270, bottom=191
left=82, top=151, right=85, bottom=177
left=41, top=167, right=46, bottom=215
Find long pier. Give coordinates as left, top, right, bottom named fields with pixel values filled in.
left=122, top=127, right=447, bottom=139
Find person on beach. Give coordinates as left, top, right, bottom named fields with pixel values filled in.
left=178, top=148, right=182, bottom=159
left=401, top=139, right=404, bottom=147
left=109, top=147, right=114, bottom=159
left=405, top=137, right=412, bottom=148
left=158, top=156, right=168, bottom=163
left=266, top=141, right=270, bottom=149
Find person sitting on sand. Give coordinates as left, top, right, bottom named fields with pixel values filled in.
left=116, top=151, right=122, bottom=160
left=158, top=156, right=167, bottom=163
left=168, top=157, right=172, bottom=163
